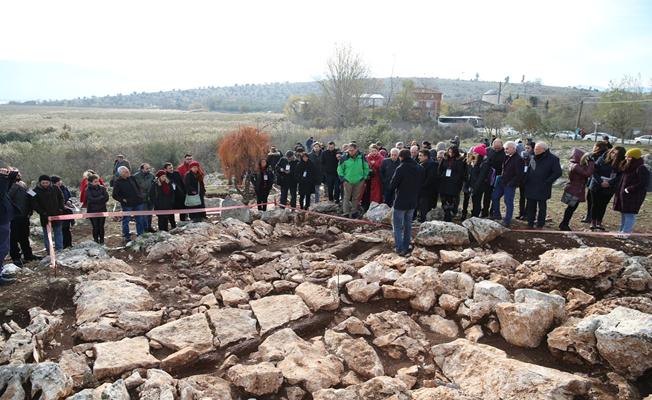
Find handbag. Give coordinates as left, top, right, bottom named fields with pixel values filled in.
left=184, top=182, right=202, bottom=207
left=561, top=191, right=579, bottom=207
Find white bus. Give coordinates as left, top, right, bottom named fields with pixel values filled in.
left=437, top=115, right=485, bottom=131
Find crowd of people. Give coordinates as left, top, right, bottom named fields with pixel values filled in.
left=254, top=135, right=649, bottom=255
left=0, top=154, right=209, bottom=283
left=0, top=134, right=650, bottom=278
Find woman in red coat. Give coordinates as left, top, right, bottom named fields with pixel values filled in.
left=559, top=148, right=594, bottom=231
left=366, top=145, right=385, bottom=204
left=79, top=170, right=105, bottom=208
left=613, top=148, right=649, bottom=235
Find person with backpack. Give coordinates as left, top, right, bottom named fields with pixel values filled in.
left=613, top=148, right=649, bottom=236
left=86, top=174, right=109, bottom=244
left=588, top=146, right=625, bottom=231
left=491, top=141, right=524, bottom=227
left=559, top=149, right=595, bottom=231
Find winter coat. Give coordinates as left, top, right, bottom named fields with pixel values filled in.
left=487, top=148, right=506, bottom=175
left=468, top=156, right=491, bottom=193
left=86, top=185, right=109, bottom=213
left=563, top=149, right=595, bottom=202
left=276, top=158, right=298, bottom=187
left=501, top=153, right=525, bottom=188
left=134, top=172, right=155, bottom=204
left=32, top=184, right=65, bottom=227
left=80, top=177, right=106, bottom=208
left=337, top=152, right=370, bottom=185
left=252, top=167, right=274, bottom=195
left=9, top=181, right=32, bottom=218
left=379, top=158, right=400, bottom=189
left=308, top=150, right=324, bottom=185
left=589, top=154, right=620, bottom=194
left=322, top=149, right=339, bottom=175
left=366, top=152, right=385, bottom=203
left=437, top=156, right=467, bottom=196
left=390, top=158, right=425, bottom=210
left=266, top=151, right=283, bottom=170
left=296, top=159, right=316, bottom=194
left=419, top=159, right=438, bottom=196
left=0, top=171, right=19, bottom=224
left=613, top=158, right=649, bottom=214
left=524, top=150, right=562, bottom=200
left=185, top=172, right=206, bottom=197
left=149, top=181, right=175, bottom=210
left=112, top=176, right=144, bottom=208
left=166, top=171, right=186, bottom=207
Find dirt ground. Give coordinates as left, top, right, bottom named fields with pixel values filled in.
left=1, top=208, right=651, bottom=397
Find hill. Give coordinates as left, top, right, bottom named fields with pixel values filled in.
left=13, top=78, right=598, bottom=113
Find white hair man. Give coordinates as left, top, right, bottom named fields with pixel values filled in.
left=380, top=148, right=401, bottom=206
left=112, top=165, right=146, bottom=243
left=523, top=141, right=562, bottom=228
left=489, top=141, right=524, bottom=227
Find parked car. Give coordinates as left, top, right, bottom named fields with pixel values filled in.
left=554, top=131, right=581, bottom=140
left=583, top=133, right=618, bottom=142
left=633, top=135, right=652, bottom=145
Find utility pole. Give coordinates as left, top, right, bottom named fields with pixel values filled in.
left=497, top=82, right=502, bottom=105
left=575, top=100, right=584, bottom=131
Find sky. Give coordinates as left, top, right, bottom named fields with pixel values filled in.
left=1, top=0, right=651, bottom=101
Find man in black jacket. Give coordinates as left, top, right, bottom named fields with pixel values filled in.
left=164, top=162, right=185, bottom=227
left=32, top=175, right=64, bottom=253
left=112, top=166, right=146, bottom=242
left=417, top=150, right=437, bottom=222
left=266, top=146, right=283, bottom=170
left=490, top=141, right=524, bottom=227
left=524, top=142, right=562, bottom=228
left=390, top=149, right=425, bottom=256
left=276, top=151, right=298, bottom=209
left=8, top=171, right=36, bottom=265
left=322, top=142, right=340, bottom=203
left=483, top=139, right=505, bottom=217
left=1, top=167, right=19, bottom=279
left=380, top=148, right=400, bottom=206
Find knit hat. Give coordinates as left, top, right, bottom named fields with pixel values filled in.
left=156, top=170, right=166, bottom=178
left=38, top=175, right=51, bottom=182
left=472, top=145, right=487, bottom=157
left=626, top=148, right=642, bottom=159
left=189, top=161, right=201, bottom=168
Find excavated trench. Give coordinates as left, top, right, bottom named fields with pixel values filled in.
left=1, top=214, right=651, bottom=399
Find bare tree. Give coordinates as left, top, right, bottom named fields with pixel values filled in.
left=320, top=44, right=371, bottom=129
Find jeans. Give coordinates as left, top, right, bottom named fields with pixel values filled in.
left=122, top=204, right=145, bottom=240
left=383, top=188, right=395, bottom=207
left=10, top=216, right=34, bottom=261
left=392, top=208, right=413, bottom=254
left=620, top=213, right=636, bottom=233
left=313, top=184, right=321, bottom=203
left=491, top=184, right=515, bottom=224
left=0, top=222, right=10, bottom=264
left=324, top=174, right=341, bottom=202
left=526, top=199, right=548, bottom=227
left=42, top=222, right=63, bottom=253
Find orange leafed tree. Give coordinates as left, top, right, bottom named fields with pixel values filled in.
left=217, top=126, right=270, bottom=199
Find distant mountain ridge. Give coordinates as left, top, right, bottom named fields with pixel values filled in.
left=13, top=77, right=598, bottom=113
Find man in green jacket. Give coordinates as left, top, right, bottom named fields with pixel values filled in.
left=337, top=143, right=369, bottom=218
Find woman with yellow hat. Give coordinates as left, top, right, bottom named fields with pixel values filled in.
left=613, top=148, right=649, bottom=236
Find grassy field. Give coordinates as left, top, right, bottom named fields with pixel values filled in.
left=1, top=105, right=650, bottom=233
